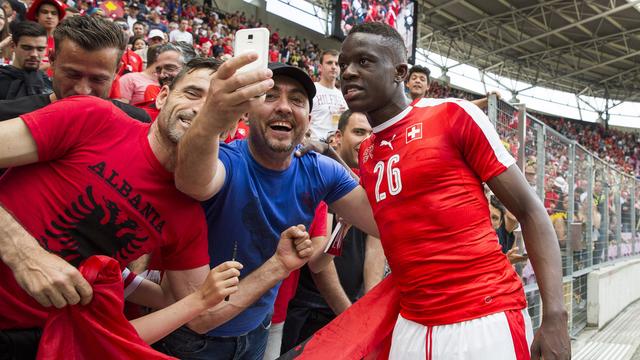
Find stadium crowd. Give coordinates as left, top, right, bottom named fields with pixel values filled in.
left=0, top=0, right=624, bottom=358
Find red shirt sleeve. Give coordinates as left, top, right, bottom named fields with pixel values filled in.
left=309, top=201, right=328, bottom=238
left=20, top=96, right=115, bottom=162
left=448, top=101, right=516, bottom=182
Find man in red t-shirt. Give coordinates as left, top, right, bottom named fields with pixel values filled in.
left=0, top=57, right=314, bottom=358
left=337, top=23, right=570, bottom=360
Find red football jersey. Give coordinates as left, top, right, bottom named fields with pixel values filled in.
left=358, top=98, right=526, bottom=325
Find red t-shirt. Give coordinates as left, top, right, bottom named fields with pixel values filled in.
left=358, top=98, right=525, bottom=326
left=0, top=96, right=209, bottom=329
left=118, top=49, right=143, bottom=76
left=272, top=202, right=328, bottom=324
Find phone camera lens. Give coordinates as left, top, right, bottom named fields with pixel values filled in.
left=248, top=34, right=254, bottom=40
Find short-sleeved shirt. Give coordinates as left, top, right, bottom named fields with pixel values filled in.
left=358, top=98, right=525, bottom=326
left=309, top=83, right=348, bottom=140
left=0, top=96, right=208, bottom=330
left=202, top=140, right=357, bottom=336
left=119, top=72, right=159, bottom=106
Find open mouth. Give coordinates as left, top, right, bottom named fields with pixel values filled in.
left=268, top=121, right=293, bottom=132
left=178, top=116, right=192, bottom=126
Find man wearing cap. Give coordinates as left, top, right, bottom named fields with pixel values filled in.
left=25, top=0, right=65, bottom=74
left=158, top=60, right=378, bottom=360
left=147, top=28, right=166, bottom=47
left=0, top=21, right=51, bottom=100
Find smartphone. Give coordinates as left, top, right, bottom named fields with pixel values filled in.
left=233, top=28, right=270, bottom=74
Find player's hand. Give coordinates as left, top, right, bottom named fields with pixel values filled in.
left=10, top=248, right=93, bottom=308
left=506, top=247, right=528, bottom=264
left=198, top=52, right=273, bottom=133
left=197, top=261, right=243, bottom=307
left=530, top=313, right=571, bottom=360
left=274, top=225, right=313, bottom=273
left=295, top=139, right=330, bottom=157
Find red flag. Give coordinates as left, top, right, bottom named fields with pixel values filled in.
left=37, top=256, right=175, bottom=360
left=279, top=275, right=400, bottom=360
left=99, top=0, right=125, bottom=18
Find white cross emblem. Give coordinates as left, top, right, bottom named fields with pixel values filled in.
left=406, top=123, right=422, bottom=143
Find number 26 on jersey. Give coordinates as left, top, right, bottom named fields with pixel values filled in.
left=373, top=154, right=403, bottom=202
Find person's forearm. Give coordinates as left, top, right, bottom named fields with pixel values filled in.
left=131, top=291, right=208, bottom=344
left=363, top=235, right=385, bottom=293
left=186, top=256, right=289, bottom=333
left=0, top=204, right=43, bottom=268
left=174, top=114, right=225, bottom=201
left=520, top=206, right=566, bottom=317
left=311, top=261, right=351, bottom=315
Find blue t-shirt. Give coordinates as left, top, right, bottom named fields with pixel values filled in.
left=203, top=140, right=357, bottom=336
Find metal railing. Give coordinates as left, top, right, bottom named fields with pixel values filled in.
left=487, top=95, right=639, bottom=335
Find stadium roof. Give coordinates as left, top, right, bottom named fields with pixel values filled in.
left=416, top=0, right=640, bottom=103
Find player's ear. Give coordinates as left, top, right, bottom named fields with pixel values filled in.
left=395, top=64, right=408, bottom=84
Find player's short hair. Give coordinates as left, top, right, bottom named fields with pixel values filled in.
left=337, top=110, right=354, bottom=133
left=408, top=65, right=430, bottom=83
left=170, top=57, right=221, bottom=90
left=54, top=16, right=127, bottom=66
left=11, top=20, right=46, bottom=44
left=320, top=49, right=339, bottom=64
left=348, top=22, right=407, bottom=62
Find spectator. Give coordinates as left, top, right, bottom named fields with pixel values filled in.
left=162, top=59, right=379, bottom=360
left=147, top=28, right=166, bottom=47
left=26, top=0, right=65, bottom=74
left=118, top=44, right=161, bottom=105
left=131, top=35, right=147, bottom=51
left=405, top=64, right=430, bottom=102
left=0, top=21, right=51, bottom=100
left=169, top=18, right=192, bottom=44
left=132, top=20, right=147, bottom=38
left=489, top=195, right=527, bottom=265
left=0, top=6, right=11, bottom=63
left=0, top=16, right=149, bottom=123
left=308, top=49, right=347, bottom=140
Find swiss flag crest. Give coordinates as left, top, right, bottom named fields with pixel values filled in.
left=406, top=123, right=422, bottom=144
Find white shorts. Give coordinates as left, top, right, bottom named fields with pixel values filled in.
left=389, top=309, right=534, bottom=360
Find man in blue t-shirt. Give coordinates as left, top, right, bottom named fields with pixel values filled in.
left=162, top=55, right=379, bottom=360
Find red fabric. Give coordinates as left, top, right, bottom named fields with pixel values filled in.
left=109, top=74, right=122, bottom=99
left=143, top=85, right=161, bottom=103
left=118, top=49, right=143, bottom=76
left=281, top=275, right=400, bottom=359
left=0, top=96, right=208, bottom=329
left=272, top=202, right=328, bottom=324
left=138, top=103, right=160, bottom=122
left=223, top=120, right=250, bottom=143
left=505, top=309, right=530, bottom=360
left=358, top=99, right=525, bottom=326
left=37, top=256, right=175, bottom=360
left=43, top=36, right=55, bottom=78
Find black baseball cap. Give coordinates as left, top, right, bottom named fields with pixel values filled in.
left=268, top=62, right=316, bottom=111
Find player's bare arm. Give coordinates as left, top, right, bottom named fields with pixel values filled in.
left=329, top=186, right=380, bottom=238
left=487, top=165, right=571, bottom=360
left=174, top=53, right=274, bottom=201
left=167, top=225, right=313, bottom=334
